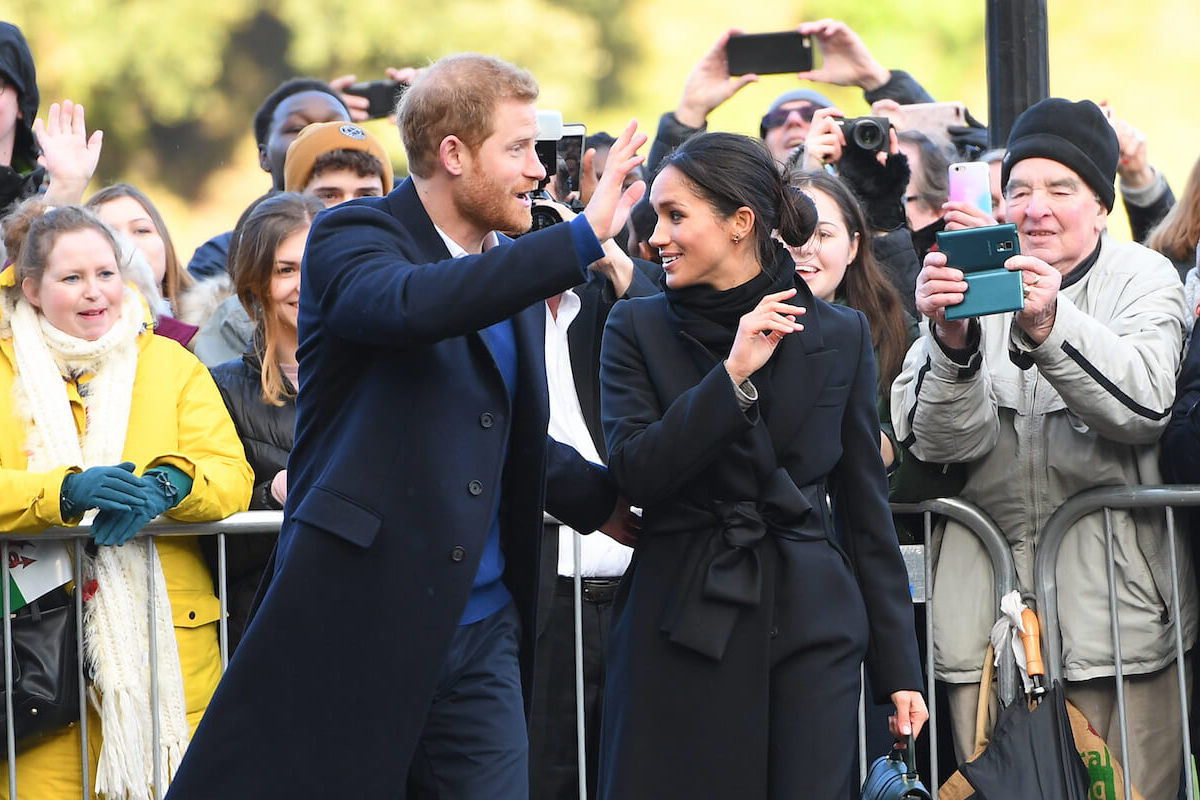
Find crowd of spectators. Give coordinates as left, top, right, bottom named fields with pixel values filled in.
left=2, top=13, right=1200, bottom=800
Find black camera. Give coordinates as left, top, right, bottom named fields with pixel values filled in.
left=837, top=116, right=891, bottom=153
left=526, top=137, right=566, bottom=233
left=529, top=192, right=565, bottom=232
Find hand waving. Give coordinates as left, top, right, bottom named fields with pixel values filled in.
left=34, top=100, right=103, bottom=205
left=725, top=288, right=806, bottom=384
left=675, top=28, right=760, bottom=128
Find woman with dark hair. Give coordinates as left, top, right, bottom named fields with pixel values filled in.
left=596, top=132, right=926, bottom=798
left=87, top=183, right=198, bottom=346
left=208, top=192, right=323, bottom=649
left=785, top=169, right=911, bottom=462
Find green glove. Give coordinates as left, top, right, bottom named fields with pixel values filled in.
left=90, top=465, right=193, bottom=547
left=60, top=462, right=145, bottom=519
left=142, top=464, right=193, bottom=514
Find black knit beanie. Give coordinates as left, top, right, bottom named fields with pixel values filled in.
left=1001, top=98, right=1118, bottom=211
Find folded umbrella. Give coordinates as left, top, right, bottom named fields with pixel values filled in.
left=959, top=605, right=1090, bottom=800
left=958, top=683, right=1090, bottom=799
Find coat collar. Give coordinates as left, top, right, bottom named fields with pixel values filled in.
left=662, top=272, right=837, bottom=455
left=665, top=272, right=828, bottom=367
left=384, top=178, right=546, bottom=406
left=387, top=178, right=453, bottom=262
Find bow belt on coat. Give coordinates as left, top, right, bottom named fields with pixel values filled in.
left=654, top=468, right=830, bottom=661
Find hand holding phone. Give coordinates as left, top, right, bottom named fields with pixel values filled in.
left=947, top=162, right=993, bottom=217
left=558, top=123, right=586, bottom=198
left=936, top=223, right=1023, bottom=320
left=880, top=102, right=966, bottom=136
left=344, top=79, right=405, bottom=120
left=725, top=31, right=814, bottom=76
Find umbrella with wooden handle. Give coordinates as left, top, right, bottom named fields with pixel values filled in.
left=1020, top=606, right=1047, bottom=702
left=957, top=607, right=1091, bottom=799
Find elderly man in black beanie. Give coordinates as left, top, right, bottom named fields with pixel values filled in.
left=895, top=96, right=1194, bottom=800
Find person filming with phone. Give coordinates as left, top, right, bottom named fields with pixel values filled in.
left=893, top=98, right=1194, bottom=800
left=646, top=21, right=937, bottom=176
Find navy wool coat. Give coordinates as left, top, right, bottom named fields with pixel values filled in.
left=167, top=179, right=615, bottom=798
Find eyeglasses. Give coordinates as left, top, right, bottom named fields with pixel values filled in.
left=760, top=105, right=820, bottom=131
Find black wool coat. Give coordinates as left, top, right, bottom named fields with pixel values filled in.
left=596, top=275, right=923, bottom=798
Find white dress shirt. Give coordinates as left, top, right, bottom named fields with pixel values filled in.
left=545, top=291, right=633, bottom=578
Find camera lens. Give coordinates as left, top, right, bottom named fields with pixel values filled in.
left=853, top=120, right=885, bottom=150
left=530, top=204, right=562, bottom=232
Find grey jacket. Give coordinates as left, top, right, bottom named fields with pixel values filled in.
left=192, top=294, right=254, bottom=367
left=892, top=233, right=1196, bottom=682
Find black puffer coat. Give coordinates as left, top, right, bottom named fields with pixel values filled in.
left=0, top=22, right=44, bottom=214
left=208, top=346, right=296, bottom=650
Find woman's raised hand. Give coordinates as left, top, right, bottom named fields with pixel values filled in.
left=725, top=288, right=805, bottom=385
left=34, top=100, right=103, bottom=205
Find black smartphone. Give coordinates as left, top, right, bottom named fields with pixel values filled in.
left=725, top=32, right=814, bottom=76
left=344, top=79, right=405, bottom=119
left=936, top=223, right=1023, bottom=320
left=558, top=123, right=586, bottom=196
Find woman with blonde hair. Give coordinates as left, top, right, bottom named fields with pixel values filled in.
left=86, top=183, right=198, bottom=346
left=1146, top=154, right=1200, bottom=312
left=1147, top=154, right=1200, bottom=272
left=0, top=200, right=251, bottom=799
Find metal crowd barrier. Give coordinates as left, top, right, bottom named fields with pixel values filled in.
left=0, top=511, right=283, bottom=800
left=887, top=498, right=1018, bottom=796
left=0, top=501, right=1017, bottom=800
left=1034, top=485, right=1200, bottom=800
left=553, top=498, right=1015, bottom=798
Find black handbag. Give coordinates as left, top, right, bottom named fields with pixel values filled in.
left=0, top=586, right=81, bottom=753
left=861, top=734, right=933, bottom=800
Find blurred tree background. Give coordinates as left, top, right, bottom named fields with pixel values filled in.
left=8, top=0, right=1200, bottom=261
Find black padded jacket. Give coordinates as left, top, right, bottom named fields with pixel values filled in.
left=207, top=347, right=295, bottom=650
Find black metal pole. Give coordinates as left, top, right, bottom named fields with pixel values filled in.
left=985, top=0, right=1050, bottom=149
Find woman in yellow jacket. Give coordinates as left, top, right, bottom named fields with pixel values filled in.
left=0, top=202, right=252, bottom=800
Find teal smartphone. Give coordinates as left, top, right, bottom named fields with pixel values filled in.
left=937, top=223, right=1023, bottom=320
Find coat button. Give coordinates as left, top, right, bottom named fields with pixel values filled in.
left=467, top=480, right=483, bottom=496
left=188, top=611, right=196, bottom=620
left=769, top=626, right=779, bottom=639
left=480, top=412, right=494, bottom=428
left=450, top=546, right=466, bottom=562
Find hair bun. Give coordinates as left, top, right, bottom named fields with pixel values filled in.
left=778, top=184, right=817, bottom=248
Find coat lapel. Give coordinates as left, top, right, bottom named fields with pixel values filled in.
left=388, top=179, right=521, bottom=401
left=388, top=178, right=451, bottom=261
left=566, top=281, right=608, bottom=460
left=764, top=280, right=837, bottom=451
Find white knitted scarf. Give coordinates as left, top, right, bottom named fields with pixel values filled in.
left=7, top=289, right=190, bottom=800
